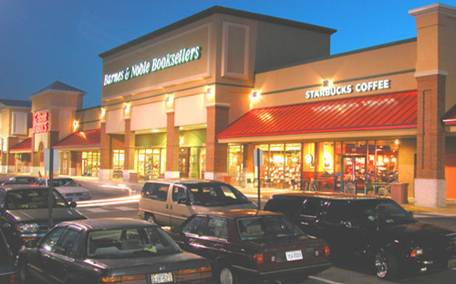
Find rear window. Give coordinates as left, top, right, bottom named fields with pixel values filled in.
left=264, top=197, right=304, bottom=219
left=237, top=215, right=304, bottom=241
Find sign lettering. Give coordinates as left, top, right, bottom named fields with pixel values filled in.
left=305, top=79, right=391, bottom=100
left=33, top=111, right=49, bottom=134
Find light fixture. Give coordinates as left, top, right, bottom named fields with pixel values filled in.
left=99, top=107, right=106, bottom=121
left=165, top=94, right=174, bottom=106
left=394, top=139, right=400, bottom=146
left=322, top=79, right=334, bottom=88
left=123, top=102, right=131, bottom=119
left=72, top=120, right=80, bottom=132
left=250, top=89, right=261, bottom=101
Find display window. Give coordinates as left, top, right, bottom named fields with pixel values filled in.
left=82, top=151, right=100, bottom=177
left=112, top=150, right=125, bottom=178
left=227, top=145, right=243, bottom=185
left=135, top=148, right=165, bottom=180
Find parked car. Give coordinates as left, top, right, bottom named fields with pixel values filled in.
left=46, top=178, right=91, bottom=202
left=138, top=180, right=256, bottom=227
left=17, top=218, right=212, bottom=284
left=0, top=228, right=16, bottom=284
left=0, top=176, right=39, bottom=186
left=171, top=209, right=331, bottom=284
left=264, top=193, right=456, bottom=279
left=0, top=185, right=86, bottom=253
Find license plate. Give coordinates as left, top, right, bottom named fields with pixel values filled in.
left=286, top=250, right=303, bottom=261
left=150, top=272, right=173, bottom=284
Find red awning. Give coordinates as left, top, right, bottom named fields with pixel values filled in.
left=54, top=129, right=101, bottom=150
left=443, top=104, right=456, bottom=126
left=10, top=138, right=32, bottom=153
left=218, top=91, right=417, bottom=141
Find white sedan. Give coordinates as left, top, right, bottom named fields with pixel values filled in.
left=49, top=178, right=91, bottom=202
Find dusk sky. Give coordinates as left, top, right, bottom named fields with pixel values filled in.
left=1, top=0, right=455, bottom=108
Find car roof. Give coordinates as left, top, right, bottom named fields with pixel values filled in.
left=144, top=179, right=226, bottom=185
left=272, top=192, right=386, bottom=201
left=1, top=185, right=50, bottom=191
left=196, top=209, right=283, bottom=219
left=59, top=218, right=153, bottom=231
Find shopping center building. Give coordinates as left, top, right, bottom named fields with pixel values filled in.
left=1, top=3, right=456, bottom=207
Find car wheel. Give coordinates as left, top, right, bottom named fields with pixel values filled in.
left=144, top=213, right=156, bottom=224
left=374, top=250, right=399, bottom=279
left=219, top=266, right=237, bottom=284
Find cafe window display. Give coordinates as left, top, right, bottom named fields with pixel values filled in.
left=256, top=143, right=301, bottom=189
left=82, top=151, right=100, bottom=177
left=135, top=148, right=166, bottom=180
left=227, top=145, right=244, bottom=185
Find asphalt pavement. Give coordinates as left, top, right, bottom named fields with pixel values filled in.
left=75, top=179, right=456, bottom=284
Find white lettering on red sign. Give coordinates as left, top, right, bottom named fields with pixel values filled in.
left=33, top=111, right=49, bottom=133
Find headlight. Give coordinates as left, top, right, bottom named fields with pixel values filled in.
left=410, top=247, right=424, bottom=257
left=17, top=223, right=40, bottom=233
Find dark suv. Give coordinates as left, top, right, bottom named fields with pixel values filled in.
left=265, top=193, right=456, bottom=279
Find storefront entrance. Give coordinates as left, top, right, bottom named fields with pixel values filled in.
left=179, top=147, right=205, bottom=179
left=136, top=148, right=165, bottom=179
left=112, top=149, right=125, bottom=179
left=342, top=155, right=367, bottom=194
left=82, top=151, right=100, bottom=177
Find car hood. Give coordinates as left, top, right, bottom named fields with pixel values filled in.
left=55, top=186, right=89, bottom=194
left=383, top=221, right=453, bottom=244
left=6, top=208, right=86, bottom=223
left=84, top=252, right=208, bottom=274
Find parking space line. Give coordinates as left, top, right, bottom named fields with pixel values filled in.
left=308, top=276, right=343, bottom=284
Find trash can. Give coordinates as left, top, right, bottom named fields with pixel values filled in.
left=391, top=183, right=408, bottom=204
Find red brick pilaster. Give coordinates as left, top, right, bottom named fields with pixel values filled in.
left=205, top=105, right=230, bottom=180
left=166, top=112, right=179, bottom=177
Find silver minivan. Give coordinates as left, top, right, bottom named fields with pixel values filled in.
left=138, top=180, right=256, bottom=227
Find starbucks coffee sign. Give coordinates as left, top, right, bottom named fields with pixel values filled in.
left=305, top=79, right=391, bottom=100
left=103, top=46, right=202, bottom=87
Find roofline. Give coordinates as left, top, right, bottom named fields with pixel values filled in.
left=99, top=6, right=336, bottom=58
left=257, top=37, right=417, bottom=74
left=77, top=105, right=101, bottom=112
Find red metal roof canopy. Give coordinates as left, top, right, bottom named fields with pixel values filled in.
left=54, top=129, right=101, bottom=150
left=9, top=138, right=32, bottom=153
left=218, top=91, right=417, bottom=140
left=443, top=104, right=456, bottom=126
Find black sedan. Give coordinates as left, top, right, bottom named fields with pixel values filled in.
left=0, top=228, right=16, bottom=284
left=265, top=193, right=456, bottom=279
left=0, top=186, right=86, bottom=253
left=171, top=209, right=331, bottom=284
left=17, top=218, right=212, bottom=284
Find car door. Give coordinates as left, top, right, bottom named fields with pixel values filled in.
left=201, top=216, right=231, bottom=260
left=170, top=185, right=195, bottom=227
left=139, top=183, right=171, bottom=225
left=28, top=227, right=66, bottom=283
left=296, top=198, right=322, bottom=237
left=46, top=227, right=84, bottom=283
left=180, top=215, right=211, bottom=256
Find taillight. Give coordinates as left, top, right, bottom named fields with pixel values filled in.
left=253, top=253, right=265, bottom=265
left=100, top=274, right=145, bottom=283
left=323, top=245, right=331, bottom=257
left=175, top=265, right=212, bottom=276
left=10, top=274, right=17, bottom=284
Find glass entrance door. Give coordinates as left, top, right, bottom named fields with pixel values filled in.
left=342, top=156, right=366, bottom=194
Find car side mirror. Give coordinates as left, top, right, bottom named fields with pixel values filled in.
left=69, top=201, right=77, bottom=208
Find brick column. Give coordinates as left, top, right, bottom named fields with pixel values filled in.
left=123, top=119, right=136, bottom=181
left=165, top=112, right=180, bottom=178
left=414, top=74, right=447, bottom=207
left=205, top=105, right=230, bottom=181
left=99, top=122, right=112, bottom=180
left=70, top=151, right=82, bottom=176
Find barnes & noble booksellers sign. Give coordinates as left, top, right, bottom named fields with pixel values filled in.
left=103, top=46, right=202, bottom=87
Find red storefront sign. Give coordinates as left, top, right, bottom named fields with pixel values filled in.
left=33, top=111, right=49, bottom=133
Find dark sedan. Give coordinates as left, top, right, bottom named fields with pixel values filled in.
left=265, top=193, right=456, bottom=279
left=17, top=218, right=212, bottom=284
left=0, top=186, right=86, bottom=253
left=171, top=209, right=331, bottom=284
left=0, top=228, right=16, bottom=284
left=0, top=176, right=39, bottom=186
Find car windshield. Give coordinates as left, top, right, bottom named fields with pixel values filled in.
left=4, top=177, right=36, bottom=185
left=4, top=188, right=67, bottom=210
left=87, top=226, right=181, bottom=259
left=350, top=199, right=415, bottom=225
left=237, top=215, right=304, bottom=241
left=186, top=183, right=250, bottom=207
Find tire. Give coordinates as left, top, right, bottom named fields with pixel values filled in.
left=218, top=266, right=238, bottom=284
left=144, top=213, right=156, bottom=224
left=374, top=249, right=399, bottom=280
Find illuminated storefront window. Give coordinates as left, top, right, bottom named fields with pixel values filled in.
left=135, top=148, right=165, bottom=180
left=82, top=151, right=100, bottom=177
left=112, top=150, right=125, bottom=178
left=178, top=129, right=206, bottom=179
left=228, top=145, right=244, bottom=185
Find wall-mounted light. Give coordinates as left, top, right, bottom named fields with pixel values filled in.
left=72, top=120, right=80, bottom=132
left=322, top=79, right=334, bottom=88
left=249, top=89, right=262, bottom=109
left=99, top=107, right=106, bottom=121
left=394, top=139, right=400, bottom=146
left=123, top=102, right=131, bottom=119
